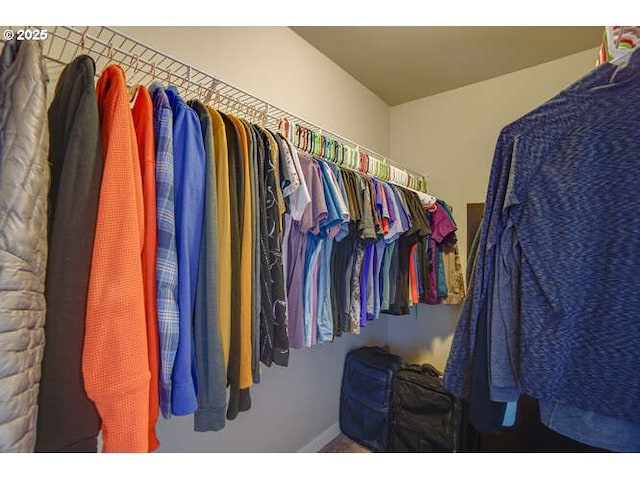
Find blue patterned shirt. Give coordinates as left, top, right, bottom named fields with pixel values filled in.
left=149, top=82, right=179, bottom=419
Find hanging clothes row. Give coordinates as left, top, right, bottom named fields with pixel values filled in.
left=0, top=40, right=464, bottom=454
left=278, top=117, right=428, bottom=193
left=443, top=43, right=640, bottom=453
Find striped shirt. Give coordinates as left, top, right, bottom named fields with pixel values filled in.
left=149, top=82, right=180, bottom=419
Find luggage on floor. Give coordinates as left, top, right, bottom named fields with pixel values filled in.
left=387, top=363, right=462, bottom=452
left=339, top=346, right=404, bottom=452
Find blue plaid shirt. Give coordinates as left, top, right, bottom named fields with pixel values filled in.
left=149, top=82, right=179, bottom=419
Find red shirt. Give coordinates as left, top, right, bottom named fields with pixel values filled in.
left=131, top=85, right=160, bottom=452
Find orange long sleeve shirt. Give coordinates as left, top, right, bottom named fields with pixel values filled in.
left=84, top=65, right=150, bottom=453
left=131, top=85, right=160, bottom=452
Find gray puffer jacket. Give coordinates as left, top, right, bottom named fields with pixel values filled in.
left=0, top=39, right=49, bottom=452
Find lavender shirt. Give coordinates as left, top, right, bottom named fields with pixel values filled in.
left=287, top=154, right=327, bottom=349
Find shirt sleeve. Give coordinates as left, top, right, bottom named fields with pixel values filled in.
left=298, top=155, right=328, bottom=235
left=430, top=202, right=457, bottom=243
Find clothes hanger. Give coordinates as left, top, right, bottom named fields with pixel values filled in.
left=301, top=126, right=308, bottom=151
left=128, top=54, right=140, bottom=103
left=604, top=26, right=640, bottom=66
left=608, top=26, right=631, bottom=65
left=186, top=66, right=192, bottom=97
left=298, top=126, right=304, bottom=150
left=261, top=104, right=268, bottom=127
left=204, top=79, right=218, bottom=105
left=278, top=117, right=289, bottom=138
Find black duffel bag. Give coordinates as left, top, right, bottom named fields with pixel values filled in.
left=387, top=363, right=462, bottom=452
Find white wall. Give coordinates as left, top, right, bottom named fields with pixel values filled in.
left=113, top=26, right=391, bottom=453
left=117, top=26, right=391, bottom=156
left=155, top=328, right=388, bottom=452
left=387, top=47, right=600, bottom=371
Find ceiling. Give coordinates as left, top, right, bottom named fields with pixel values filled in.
left=290, top=27, right=604, bottom=106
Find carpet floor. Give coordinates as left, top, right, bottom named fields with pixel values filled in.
left=319, top=434, right=372, bottom=453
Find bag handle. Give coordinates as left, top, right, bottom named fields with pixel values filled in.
left=405, top=363, right=442, bottom=378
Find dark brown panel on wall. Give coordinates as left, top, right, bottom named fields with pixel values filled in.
left=467, top=203, right=485, bottom=257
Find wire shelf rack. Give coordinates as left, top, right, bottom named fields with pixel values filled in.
left=3, top=25, right=429, bottom=192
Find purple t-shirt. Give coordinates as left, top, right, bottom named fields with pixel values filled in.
left=287, top=153, right=327, bottom=349
left=286, top=226, right=308, bottom=349
left=427, top=202, right=457, bottom=304
left=298, top=154, right=328, bottom=235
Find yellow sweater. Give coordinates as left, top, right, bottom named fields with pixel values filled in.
left=228, top=115, right=253, bottom=390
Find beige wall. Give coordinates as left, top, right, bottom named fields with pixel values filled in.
left=386, top=47, right=600, bottom=371
left=117, top=26, right=391, bottom=156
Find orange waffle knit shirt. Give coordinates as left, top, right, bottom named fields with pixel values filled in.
left=84, top=65, right=150, bottom=453
left=131, top=85, right=160, bottom=452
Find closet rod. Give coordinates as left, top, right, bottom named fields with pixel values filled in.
left=6, top=26, right=429, bottom=192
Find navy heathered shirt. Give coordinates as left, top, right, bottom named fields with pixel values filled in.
left=444, top=50, right=640, bottom=427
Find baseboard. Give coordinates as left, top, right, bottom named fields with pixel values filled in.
left=297, top=422, right=341, bottom=453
